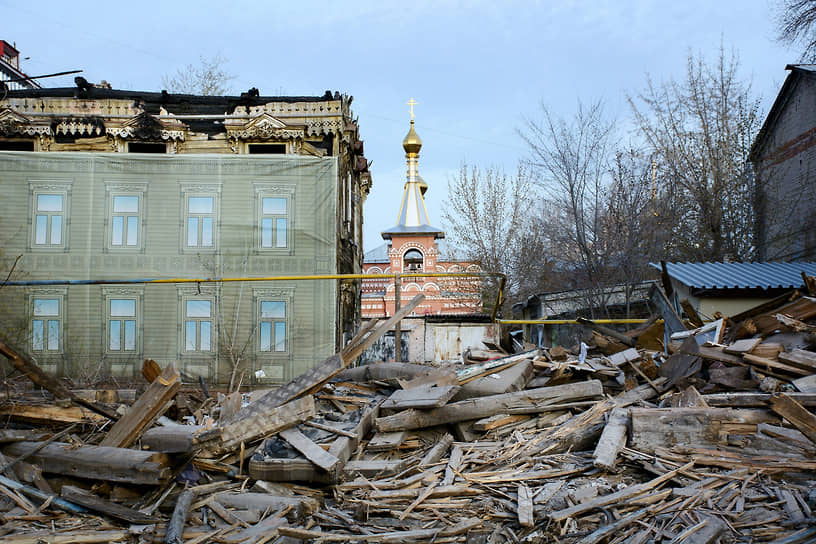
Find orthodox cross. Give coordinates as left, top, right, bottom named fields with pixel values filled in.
left=407, top=98, right=418, bottom=120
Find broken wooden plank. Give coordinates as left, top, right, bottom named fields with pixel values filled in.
left=0, top=404, right=105, bottom=426
left=100, top=361, right=180, bottom=448
left=472, top=414, right=530, bottom=431
left=517, top=484, right=534, bottom=528
left=278, top=517, right=480, bottom=542
left=419, top=433, right=453, bottom=468
left=630, top=408, right=778, bottom=453
left=453, top=359, right=533, bottom=401
left=343, top=460, right=406, bottom=479
left=366, top=431, right=407, bottom=452
left=456, top=350, right=537, bottom=384
left=607, top=347, right=641, bottom=367
left=593, top=407, right=629, bottom=471
left=724, top=338, right=762, bottom=355
left=2, top=441, right=171, bottom=485
left=769, top=393, right=816, bottom=445
left=279, top=427, right=340, bottom=473
left=196, top=395, right=315, bottom=456
left=0, top=340, right=117, bottom=421
left=793, top=374, right=816, bottom=394
left=375, top=379, right=604, bottom=432
left=60, top=485, right=157, bottom=524
left=380, top=384, right=460, bottom=410
left=703, top=392, right=816, bottom=407
left=549, top=462, right=693, bottom=521
left=778, top=349, right=816, bottom=373
left=742, top=353, right=811, bottom=377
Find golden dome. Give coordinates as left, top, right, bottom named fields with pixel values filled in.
left=402, top=120, right=422, bottom=155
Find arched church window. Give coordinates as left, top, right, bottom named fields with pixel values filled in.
left=403, top=249, right=424, bottom=272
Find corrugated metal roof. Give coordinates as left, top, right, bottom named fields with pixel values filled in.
left=651, top=261, right=816, bottom=290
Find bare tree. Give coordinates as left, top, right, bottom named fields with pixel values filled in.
left=520, top=100, right=617, bottom=316
left=776, top=0, right=816, bottom=61
left=628, top=47, right=761, bottom=261
left=162, top=55, right=236, bottom=96
left=442, top=163, right=533, bottom=307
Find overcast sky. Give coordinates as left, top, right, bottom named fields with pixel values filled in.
left=3, top=0, right=796, bottom=252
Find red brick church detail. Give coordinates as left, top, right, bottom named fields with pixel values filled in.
left=361, top=107, right=482, bottom=318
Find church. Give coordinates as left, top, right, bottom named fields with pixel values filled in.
left=361, top=106, right=482, bottom=318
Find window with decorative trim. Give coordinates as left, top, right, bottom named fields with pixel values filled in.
left=179, top=183, right=221, bottom=253
left=254, top=184, right=294, bottom=252
left=29, top=181, right=72, bottom=251
left=254, top=288, right=293, bottom=355
left=105, top=183, right=147, bottom=251
left=184, top=299, right=213, bottom=352
left=103, top=288, right=143, bottom=355
left=30, top=294, right=64, bottom=353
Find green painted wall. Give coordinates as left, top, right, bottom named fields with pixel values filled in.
left=0, top=152, right=338, bottom=383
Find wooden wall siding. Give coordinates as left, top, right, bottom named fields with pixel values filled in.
left=0, top=152, right=337, bottom=382
left=754, top=74, right=816, bottom=261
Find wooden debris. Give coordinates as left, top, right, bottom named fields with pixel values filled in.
left=100, top=361, right=180, bottom=448
left=770, top=393, right=816, bottom=445
left=380, top=384, right=460, bottom=410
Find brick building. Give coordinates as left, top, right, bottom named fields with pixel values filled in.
left=361, top=113, right=481, bottom=318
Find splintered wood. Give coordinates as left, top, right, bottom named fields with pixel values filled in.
left=2, top=291, right=816, bottom=543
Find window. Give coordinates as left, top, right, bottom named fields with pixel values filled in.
left=249, top=143, right=286, bottom=154
left=30, top=181, right=71, bottom=251
left=108, top=298, right=137, bottom=352
left=261, top=197, right=287, bottom=249
left=184, top=299, right=212, bottom=352
left=179, top=184, right=221, bottom=253
left=186, top=197, right=214, bottom=249
left=0, top=140, right=34, bottom=151
left=112, top=196, right=139, bottom=247
left=254, top=184, right=294, bottom=252
left=34, top=194, right=64, bottom=246
left=127, top=142, right=166, bottom=153
left=105, top=183, right=146, bottom=251
left=32, top=298, right=61, bottom=352
left=259, top=300, right=286, bottom=352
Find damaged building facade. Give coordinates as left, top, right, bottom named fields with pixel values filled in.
left=0, top=85, right=371, bottom=383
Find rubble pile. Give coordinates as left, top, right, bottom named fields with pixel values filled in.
left=1, top=291, right=816, bottom=543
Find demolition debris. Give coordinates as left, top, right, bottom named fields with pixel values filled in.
left=1, top=290, right=816, bottom=543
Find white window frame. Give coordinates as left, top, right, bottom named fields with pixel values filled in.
left=29, top=181, right=72, bottom=251
left=254, top=287, right=294, bottom=355
left=253, top=184, right=295, bottom=254
left=104, top=183, right=147, bottom=252
left=103, top=287, right=143, bottom=355
left=182, top=296, right=215, bottom=353
left=29, top=289, right=66, bottom=354
left=179, top=183, right=221, bottom=253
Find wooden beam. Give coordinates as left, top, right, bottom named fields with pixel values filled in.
left=279, top=427, right=340, bottom=473
left=770, top=393, right=816, bottom=446
left=593, top=407, right=629, bottom=471
left=196, top=395, right=315, bottom=456
left=2, top=441, right=170, bottom=485
left=375, top=380, right=604, bottom=432
left=0, top=340, right=118, bottom=421
left=100, top=361, right=180, bottom=448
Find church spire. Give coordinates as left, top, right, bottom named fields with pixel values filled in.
left=381, top=100, right=444, bottom=240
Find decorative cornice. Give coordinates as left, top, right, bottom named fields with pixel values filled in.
left=0, top=108, right=51, bottom=137
left=225, top=112, right=305, bottom=142
left=106, top=111, right=187, bottom=141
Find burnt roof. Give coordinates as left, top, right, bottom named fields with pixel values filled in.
left=6, top=87, right=341, bottom=116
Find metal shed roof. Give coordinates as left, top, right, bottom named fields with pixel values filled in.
left=651, top=262, right=816, bottom=290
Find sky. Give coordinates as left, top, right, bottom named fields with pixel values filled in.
left=2, top=0, right=797, bottom=253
